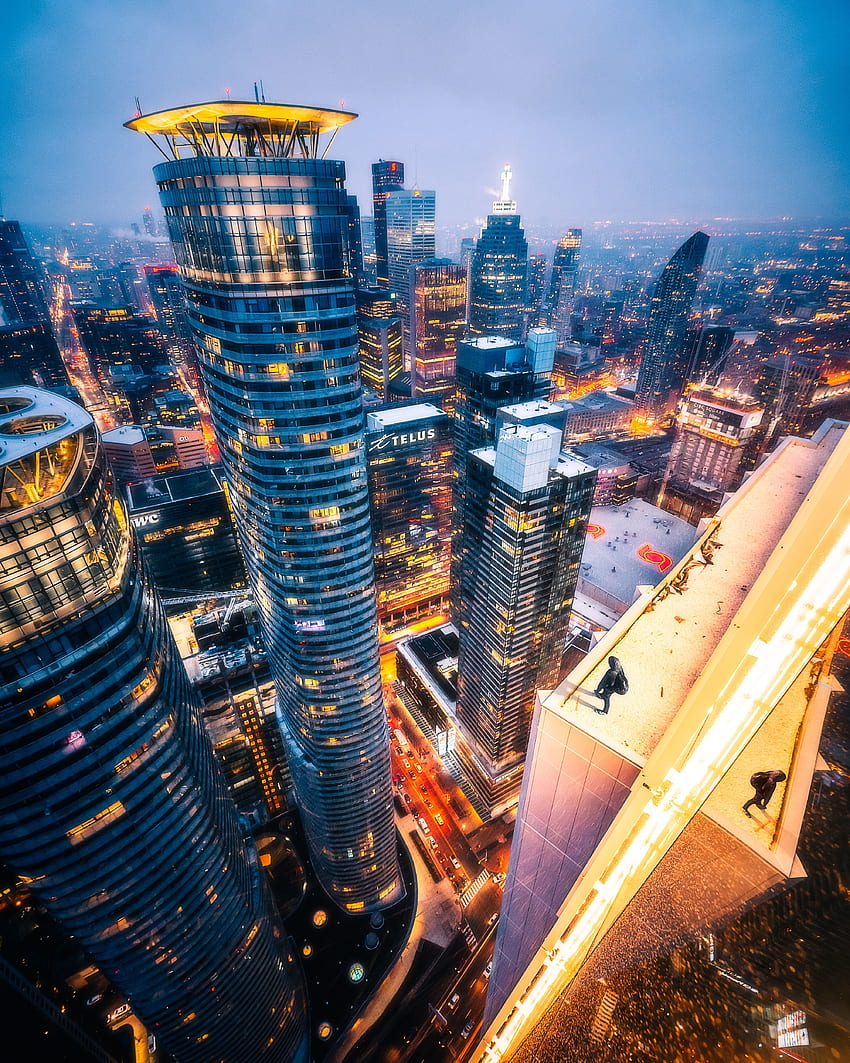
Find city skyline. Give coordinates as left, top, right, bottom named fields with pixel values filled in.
left=1, top=1, right=848, bottom=228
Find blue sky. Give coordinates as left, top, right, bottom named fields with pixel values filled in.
left=1, top=0, right=847, bottom=227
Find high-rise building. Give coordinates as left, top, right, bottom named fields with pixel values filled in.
left=128, top=100, right=402, bottom=912
left=545, top=229, right=582, bottom=345
left=365, top=403, right=453, bottom=636
left=73, top=303, right=171, bottom=383
left=467, top=165, right=528, bottom=340
left=0, top=219, right=52, bottom=327
left=658, top=386, right=764, bottom=524
left=453, top=425, right=596, bottom=814
left=681, top=323, right=735, bottom=388
left=385, top=187, right=437, bottom=364
left=411, top=258, right=467, bottom=409
left=752, top=351, right=823, bottom=443
left=144, top=265, right=202, bottom=384
left=356, top=287, right=404, bottom=401
left=345, top=193, right=364, bottom=284
left=371, top=160, right=405, bottom=288
left=526, top=252, right=548, bottom=325
left=635, top=231, right=710, bottom=423
left=0, top=219, right=68, bottom=389
left=478, top=418, right=850, bottom=1062
left=126, top=465, right=247, bottom=597
left=0, top=387, right=307, bottom=1063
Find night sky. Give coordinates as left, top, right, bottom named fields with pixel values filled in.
left=1, top=0, right=848, bottom=228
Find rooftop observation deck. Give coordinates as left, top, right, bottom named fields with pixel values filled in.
left=477, top=419, right=850, bottom=1063
left=125, top=100, right=357, bottom=160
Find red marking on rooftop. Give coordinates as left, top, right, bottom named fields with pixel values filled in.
left=637, top=543, right=673, bottom=573
left=586, top=523, right=606, bottom=540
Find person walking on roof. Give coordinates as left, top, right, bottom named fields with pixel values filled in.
left=743, top=770, right=787, bottom=818
left=593, top=656, right=628, bottom=715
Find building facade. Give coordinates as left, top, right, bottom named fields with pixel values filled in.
left=411, top=258, right=467, bottom=409
left=371, top=160, right=405, bottom=288
left=356, top=286, right=404, bottom=401
left=385, top=188, right=437, bottom=364
left=366, top=403, right=453, bottom=637
left=635, top=231, right=710, bottom=423
left=129, top=100, right=402, bottom=912
left=546, top=229, right=582, bottom=345
left=0, top=387, right=307, bottom=1063
left=658, top=387, right=764, bottom=524
left=454, top=425, right=596, bottom=814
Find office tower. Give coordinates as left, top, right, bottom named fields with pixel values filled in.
left=356, top=287, right=404, bottom=401
left=0, top=219, right=51, bottom=326
left=73, top=303, right=171, bottom=398
left=452, top=334, right=554, bottom=549
left=0, top=219, right=69, bottom=389
left=635, top=231, right=710, bottom=423
left=126, top=465, right=247, bottom=597
left=411, top=258, right=466, bottom=408
left=128, top=100, right=402, bottom=912
left=0, top=387, right=307, bottom=1063
left=658, top=387, right=764, bottom=524
left=144, top=265, right=202, bottom=383
left=359, top=215, right=377, bottom=286
left=345, top=193, right=364, bottom=283
left=526, top=252, right=548, bottom=325
left=752, top=352, right=823, bottom=443
left=366, top=403, right=453, bottom=636
left=453, top=425, right=596, bottom=814
left=385, top=187, right=437, bottom=364
left=682, top=323, right=735, bottom=387
left=546, top=229, right=582, bottom=345
left=478, top=419, right=850, bottom=1062
left=372, top=160, right=405, bottom=288
left=468, top=166, right=528, bottom=340
left=142, top=205, right=156, bottom=237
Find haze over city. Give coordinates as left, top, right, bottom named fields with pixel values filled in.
left=2, top=0, right=848, bottom=227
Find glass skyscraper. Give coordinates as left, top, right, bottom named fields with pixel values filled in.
left=635, top=230, right=710, bottom=423
left=0, top=387, right=307, bottom=1063
left=0, top=218, right=68, bottom=390
left=371, top=159, right=405, bottom=289
left=385, top=187, right=437, bottom=365
left=545, top=229, right=582, bottom=345
left=411, top=258, right=466, bottom=409
left=468, top=166, right=528, bottom=341
left=128, top=101, right=402, bottom=912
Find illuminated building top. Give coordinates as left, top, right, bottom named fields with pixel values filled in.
left=125, top=100, right=357, bottom=160
left=492, top=162, right=517, bottom=214
left=0, top=386, right=92, bottom=467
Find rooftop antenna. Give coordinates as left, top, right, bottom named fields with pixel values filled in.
left=134, top=95, right=142, bottom=118
left=253, top=81, right=259, bottom=103
left=224, top=87, right=231, bottom=99
left=260, top=80, right=266, bottom=102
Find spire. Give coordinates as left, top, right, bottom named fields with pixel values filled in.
left=493, top=162, right=517, bottom=214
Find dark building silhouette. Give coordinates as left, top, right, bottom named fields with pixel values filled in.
left=0, top=387, right=307, bottom=1063
left=546, top=229, right=582, bottom=345
left=371, top=159, right=405, bottom=288
left=0, top=219, right=68, bottom=389
left=635, top=231, right=710, bottom=423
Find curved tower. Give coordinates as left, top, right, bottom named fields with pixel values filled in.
left=0, top=388, right=307, bottom=1063
left=635, top=230, right=710, bottom=423
left=126, top=101, right=402, bottom=912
